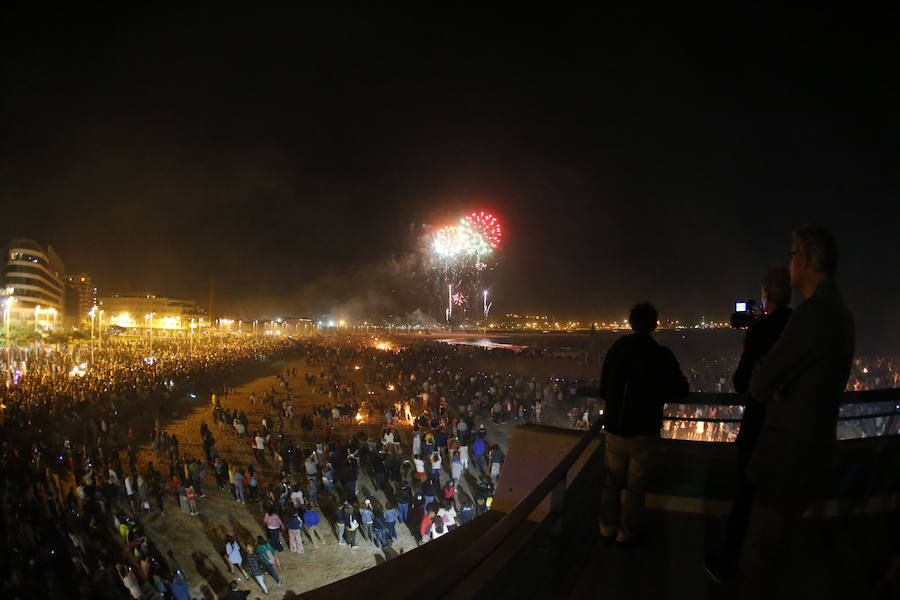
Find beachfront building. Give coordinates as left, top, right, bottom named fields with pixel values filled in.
left=98, top=293, right=205, bottom=334
left=3, top=238, right=66, bottom=329
left=64, top=272, right=97, bottom=327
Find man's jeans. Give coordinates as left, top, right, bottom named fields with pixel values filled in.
left=397, top=502, right=409, bottom=523
left=360, top=522, right=373, bottom=542
left=473, top=453, right=485, bottom=470
left=385, top=519, right=397, bottom=539
left=374, top=528, right=387, bottom=548
left=263, top=562, right=281, bottom=584
left=600, top=433, right=657, bottom=538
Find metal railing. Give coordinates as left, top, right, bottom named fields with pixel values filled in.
left=415, top=389, right=899, bottom=597
left=411, top=418, right=604, bottom=599
left=659, top=390, right=899, bottom=442
left=305, top=389, right=900, bottom=599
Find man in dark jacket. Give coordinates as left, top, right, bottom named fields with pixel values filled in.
left=706, top=266, right=792, bottom=582
left=599, top=302, right=688, bottom=543
left=740, top=226, right=854, bottom=597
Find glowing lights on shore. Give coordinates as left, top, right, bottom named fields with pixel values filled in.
left=69, top=363, right=87, bottom=377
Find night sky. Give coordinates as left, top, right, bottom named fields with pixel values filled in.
left=1, top=7, right=897, bottom=350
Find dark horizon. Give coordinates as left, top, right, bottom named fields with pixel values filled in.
left=1, top=7, right=897, bottom=351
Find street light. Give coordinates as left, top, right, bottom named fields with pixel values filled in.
left=90, top=306, right=97, bottom=363
left=148, top=312, right=154, bottom=352
left=4, top=298, right=14, bottom=366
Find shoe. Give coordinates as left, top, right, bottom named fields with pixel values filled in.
left=351, top=545, right=359, bottom=549
left=339, top=542, right=347, bottom=546
left=615, top=529, right=636, bottom=545
left=598, top=520, right=616, bottom=541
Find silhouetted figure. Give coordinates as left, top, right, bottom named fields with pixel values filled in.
left=598, top=302, right=688, bottom=543
left=706, top=266, right=792, bottom=582
left=739, top=226, right=854, bottom=598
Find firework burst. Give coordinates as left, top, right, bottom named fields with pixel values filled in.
left=463, top=211, right=502, bottom=249
left=429, top=210, right=503, bottom=325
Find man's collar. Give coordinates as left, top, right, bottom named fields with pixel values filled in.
left=812, top=278, right=838, bottom=297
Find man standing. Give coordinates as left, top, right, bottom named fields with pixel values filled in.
left=706, top=266, right=792, bottom=582
left=740, top=226, right=854, bottom=597
left=599, top=303, right=688, bottom=544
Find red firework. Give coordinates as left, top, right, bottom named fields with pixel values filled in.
left=464, top=211, right=502, bottom=249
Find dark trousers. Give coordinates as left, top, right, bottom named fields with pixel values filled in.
left=715, top=438, right=758, bottom=570
left=268, top=528, right=284, bottom=552
left=263, top=562, right=281, bottom=584
left=374, top=528, right=387, bottom=548
left=738, top=495, right=807, bottom=599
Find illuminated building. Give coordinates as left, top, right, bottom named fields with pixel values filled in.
left=65, top=272, right=97, bottom=326
left=3, top=238, right=65, bottom=326
left=98, top=293, right=204, bottom=331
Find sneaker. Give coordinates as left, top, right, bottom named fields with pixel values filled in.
left=339, top=541, right=347, bottom=546
left=351, top=545, right=359, bottom=549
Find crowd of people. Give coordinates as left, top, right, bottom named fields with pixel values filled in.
left=0, top=334, right=522, bottom=597
left=0, top=335, right=298, bottom=598
left=0, top=296, right=896, bottom=597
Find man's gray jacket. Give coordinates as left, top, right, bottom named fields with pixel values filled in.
left=748, top=279, right=854, bottom=504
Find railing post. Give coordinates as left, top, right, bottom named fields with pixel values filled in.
left=549, top=476, right=566, bottom=535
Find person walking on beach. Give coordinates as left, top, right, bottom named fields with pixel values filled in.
left=263, top=506, right=286, bottom=552
left=224, top=536, right=248, bottom=579
left=303, top=504, right=326, bottom=547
